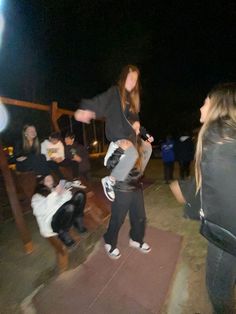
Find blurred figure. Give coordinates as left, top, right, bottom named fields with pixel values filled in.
left=174, top=131, right=194, bottom=180
left=161, top=135, right=175, bottom=184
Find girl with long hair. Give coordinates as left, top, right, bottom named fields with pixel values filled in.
left=195, top=83, right=236, bottom=313
left=31, top=175, right=87, bottom=247
left=14, top=124, right=50, bottom=176
left=74, top=65, right=153, bottom=201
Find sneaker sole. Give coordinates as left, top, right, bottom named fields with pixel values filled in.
left=101, top=178, right=115, bottom=202
left=129, top=242, right=151, bottom=254
left=104, top=244, right=121, bottom=259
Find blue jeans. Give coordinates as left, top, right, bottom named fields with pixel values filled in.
left=206, top=242, right=236, bottom=313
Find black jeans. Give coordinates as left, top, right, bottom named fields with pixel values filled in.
left=163, top=161, right=174, bottom=182
left=47, top=159, right=79, bottom=180
left=103, top=187, right=146, bottom=251
left=206, top=242, right=236, bottom=313
left=16, top=154, right=50, bottom=176
left=51, top=190, right=86, bottom=233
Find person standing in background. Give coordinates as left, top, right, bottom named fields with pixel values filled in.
left=161, top=135, right=175, bottom=184
left=174, top=131, right=194, bottom=180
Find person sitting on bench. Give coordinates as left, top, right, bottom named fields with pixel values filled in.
left=31, top=175, right=87, bottom=247
left=41, top=132, right=80, bottom=180
left=14, top=124, right=50, bottom=176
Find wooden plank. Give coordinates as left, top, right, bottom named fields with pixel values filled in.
left=0, top=96, right=50, bottom=111
left=0, top=96, right=75, bottom=117
left=0, top=139, right=33, bottom=253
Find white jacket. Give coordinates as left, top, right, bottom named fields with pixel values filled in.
left=31, top=189, right=72, bottom=237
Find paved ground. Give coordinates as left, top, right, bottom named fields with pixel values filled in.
left=0, top=158, right=213, bottom=313
left=33, top=223, right=182, bottom=314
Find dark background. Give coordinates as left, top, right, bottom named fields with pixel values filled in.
left=0, top=0, right=236, bottom=143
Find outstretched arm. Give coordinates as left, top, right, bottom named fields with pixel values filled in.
left=74, top=86, right=116, bottom=123
left=74, top=109, right=96, bottom=124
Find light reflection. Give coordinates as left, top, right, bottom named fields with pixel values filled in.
left=0, top=103, right=8, bottom=132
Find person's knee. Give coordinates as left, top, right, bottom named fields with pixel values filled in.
left=117, top=139, right=133, bottom=150
left=73, top=191, right=86, bottom=206
left=125, top=145, right=139, bottom=162
left=64, top=203, right=74, bottom=214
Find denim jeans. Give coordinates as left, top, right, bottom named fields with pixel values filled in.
left=206, top=242, right=236, bottom=313
left=109, top=139, right=152, bottom=182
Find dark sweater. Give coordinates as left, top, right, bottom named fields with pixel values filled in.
left=79, top=86, right=138, bottom=144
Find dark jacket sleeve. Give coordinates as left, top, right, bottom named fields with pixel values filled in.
left=79, top=86, right=116, bottom=119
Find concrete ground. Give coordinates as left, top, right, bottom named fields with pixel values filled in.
left=0, top=158, right=212, bottom=313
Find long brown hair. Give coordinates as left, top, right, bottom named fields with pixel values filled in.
left=195, top=83, right=236, bottom=191
left=22, top=124, right=40, bottom=154
left=117, top=64, right=141, bottom=113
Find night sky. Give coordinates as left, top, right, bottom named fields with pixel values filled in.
left=0, top=0, right=236, bottom=139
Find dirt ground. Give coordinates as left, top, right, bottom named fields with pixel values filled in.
left=144, top=159, right=212, bottom=314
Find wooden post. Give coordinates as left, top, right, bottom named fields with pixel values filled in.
left=50, top=101, right=60, bottom=132
left=82, top=123, right=87, bottom=148
left=0, top=139, right=33, bottom=253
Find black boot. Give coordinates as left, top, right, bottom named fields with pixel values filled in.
left=58, top=230, right=76, bottom=247
left=73, top=217, right=87, bottom=234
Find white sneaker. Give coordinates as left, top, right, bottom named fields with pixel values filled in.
left=129, top=238, right=151, bottom=253
left=101, top=176, right=115, bottom=201
left=104, top=244, right=121, bottom=259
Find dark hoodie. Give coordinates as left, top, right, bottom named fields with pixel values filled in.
left=79, top=86, right=138, bottom=145
left=174, top=136, right=194, bottom=162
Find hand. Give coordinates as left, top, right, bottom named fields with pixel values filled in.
left=55, top=184, right=65, bottom=194
left=16, top=156, right=27, bottom=162
left=73, top=154, right=82, bottom=162
left=51, top=157, right=63, bottom=163
left=74, top=109, right=96, bottom=124
left=132, top=121, right=140, bottom=135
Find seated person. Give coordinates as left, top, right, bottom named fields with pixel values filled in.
left=14, top=124, right=50, bottom=176
left=169, top=177, right=200, bottom=220
left=41, top=132, right=79, bottom=180
left=64, top=132, right=91, bottom=181
left=31, top=175, right=87, bottom=247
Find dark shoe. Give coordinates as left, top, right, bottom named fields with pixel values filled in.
left=74, top=217, right=87, bottom=234
left=58, top=231, right=76, bottom=247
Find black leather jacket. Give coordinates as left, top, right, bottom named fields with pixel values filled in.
left=201, top=124, right=236, bottom=236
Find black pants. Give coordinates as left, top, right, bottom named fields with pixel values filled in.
left=163, top=161, right=174, bottom=182
left=103, top=187, right=146, bottom=251
left=51, top=190, right=86, bottom=233
left=16, top=154, right=50, bottom=176
left=47, top=159, right=79, bottom=180
left=178, top=161, right=191, bottom=180
left=206, top=242, right=236, bottom=314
